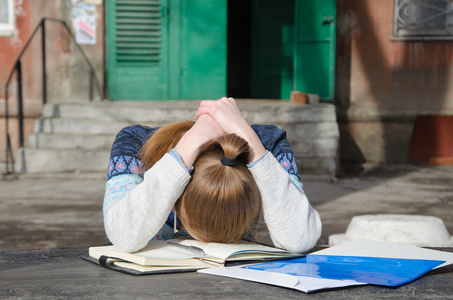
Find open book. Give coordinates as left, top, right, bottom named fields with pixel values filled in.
left=86, top=238, right=302, bottom=274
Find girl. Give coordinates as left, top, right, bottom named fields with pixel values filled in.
left=103, top=97, right=321, bottom=253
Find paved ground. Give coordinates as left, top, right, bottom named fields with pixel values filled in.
left=1, top=164, right=453, bottom=250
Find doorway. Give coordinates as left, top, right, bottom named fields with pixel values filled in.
left=227, top=0, right=336, bottom=101
left=227, top=0, right=295, bottom=99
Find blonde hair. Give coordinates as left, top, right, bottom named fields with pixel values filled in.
left=139, top=121, right=261, bottom=243
left=139, top=120, right=195, bottom=171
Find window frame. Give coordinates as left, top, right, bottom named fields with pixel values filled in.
left=0, top=0, right=15, bottom=37
left=392, top=0, right=453, bottom=41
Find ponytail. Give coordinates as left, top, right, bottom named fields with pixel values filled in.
left=176, top=134, right=261, bottom=243
left=218, top=134, right=249, bottom=167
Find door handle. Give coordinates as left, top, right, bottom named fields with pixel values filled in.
left=322, top=16, right=334, bottom=24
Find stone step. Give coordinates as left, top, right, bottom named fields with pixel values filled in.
left=27, top=133, right=116, bottom=150
left=16, top=148, right=110, bottom=173
left=34, top=118, right=144, bottom=135
left=40, top=101, right=337, bottom=124
left=41, top=102, right=200, bottom=123
left=19, top=100, right=340, bottom=175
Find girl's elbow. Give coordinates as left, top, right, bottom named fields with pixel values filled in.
left=106, top=230, right=145, bottom=253
left=293, top=218, right=323, bottom=253
left=104, top=220, right=145, bottom=253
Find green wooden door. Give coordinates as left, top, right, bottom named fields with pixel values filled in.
left=106, top=0, right=169, bottom=100
left=106, top=0, right=226, bottom=101
left=180, top=0, right=227, bottom=99
left=294, top=0, right=336, bottom=101
left=251, top=0, right=295, bottom=99
left=170, top=0, right=227, bottom=100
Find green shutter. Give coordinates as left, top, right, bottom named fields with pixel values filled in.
left=115, top=0, right=162, bottom=64
left=106, top=0, right=226, bottom=101
left=106, top=0, right=168, bottom=100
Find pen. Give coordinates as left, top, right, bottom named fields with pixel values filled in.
left=167, top=241, right=205, bottom=256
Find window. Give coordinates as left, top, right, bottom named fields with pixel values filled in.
left=393, top=0, right=453, bottom=40
left=0, top=0, right=15, bottom=36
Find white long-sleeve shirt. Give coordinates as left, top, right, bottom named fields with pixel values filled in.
left=103, top=125, right=322, bottom=253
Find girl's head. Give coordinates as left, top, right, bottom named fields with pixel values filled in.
left=140, top=121, right=261, bottom=243
left=175, top=133, right=261, bottom=243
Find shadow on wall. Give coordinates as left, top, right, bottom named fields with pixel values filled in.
left=335, top=0, right=453, bottom=175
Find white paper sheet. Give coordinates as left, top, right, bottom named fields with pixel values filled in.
left=199, top=239, right=452, bottom=293
left=313, top=239, right=453, bottom=268
left=198, top=266, right=365, bottom=293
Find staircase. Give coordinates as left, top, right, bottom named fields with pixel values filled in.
left=17, top=100, right=339, bottom=176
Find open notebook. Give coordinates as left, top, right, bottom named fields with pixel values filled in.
left=85, top=238, right=303, bottom=275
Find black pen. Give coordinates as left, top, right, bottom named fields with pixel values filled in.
left=167, top=241, right=205, bottom=256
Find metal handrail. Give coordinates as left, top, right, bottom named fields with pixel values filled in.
left=3, top=17, right=103, bottom=176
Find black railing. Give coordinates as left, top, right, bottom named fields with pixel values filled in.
left=3, top=17, right=103, bottom=176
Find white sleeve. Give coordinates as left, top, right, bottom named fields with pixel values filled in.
left=103, top=153, right=191, bottom=253
left=248, top=152, right=322, bottom=253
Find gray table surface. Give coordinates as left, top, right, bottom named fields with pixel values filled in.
left=1, top=247, right=453, bottom=299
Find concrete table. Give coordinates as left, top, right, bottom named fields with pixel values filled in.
left=1, top=247, right=453, bottom=299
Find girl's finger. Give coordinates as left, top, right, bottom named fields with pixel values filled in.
left=196, top=99, right=226, bottom=119
left=196, top=100, right=216, bottom=119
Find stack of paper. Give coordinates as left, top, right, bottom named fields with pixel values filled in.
left=198, top=239, right=453, bottom=293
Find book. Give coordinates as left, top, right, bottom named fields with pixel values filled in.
left=86, top=238, right=302, bottom=275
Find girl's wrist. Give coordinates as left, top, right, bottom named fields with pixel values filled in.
left=174, top=132, right=205, bottom=168
left=248, top=141, right=267, bottom=163
left=238, top=127, right=266, bottom=162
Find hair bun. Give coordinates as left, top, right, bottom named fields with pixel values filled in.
left=221, top=156, right=237, bottom=167
left=217, top=134, right=249, bottom=167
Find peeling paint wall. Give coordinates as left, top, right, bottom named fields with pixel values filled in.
left=0, top=0, right=104, bottom=164
left=336, top=0, right=453, bottom=166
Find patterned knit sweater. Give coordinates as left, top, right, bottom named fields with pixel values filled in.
left=103, top=124, right=322, bottom=253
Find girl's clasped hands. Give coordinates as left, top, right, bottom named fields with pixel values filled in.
left=175, top=97, right=266, bottom=168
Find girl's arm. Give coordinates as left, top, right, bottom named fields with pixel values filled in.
left=103, top=117, right=224, bottom=253
left=196, top=98, right=321, bottom=253
left=103, top=153, right=191, bottom=253
left=249, top=124, right=321, bottom=253
left=248, top=151, right=322, bottom=253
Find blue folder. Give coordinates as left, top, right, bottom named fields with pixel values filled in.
left=245, top=254, right=445, bottom=287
